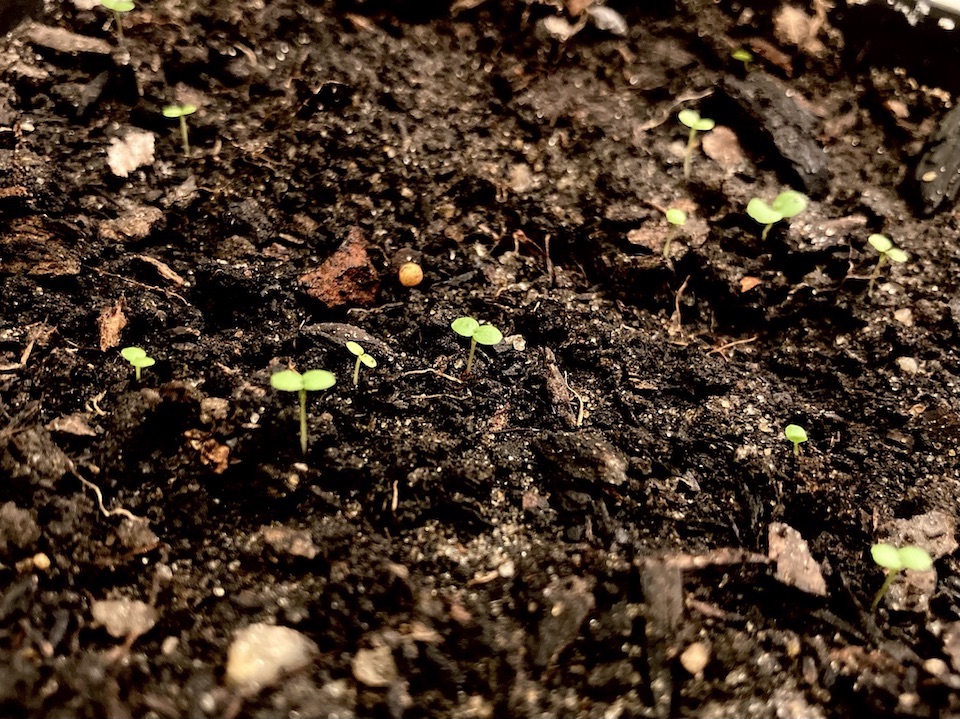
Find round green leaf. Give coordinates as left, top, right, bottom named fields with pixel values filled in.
left=871, top=543, right=901, bottom=569
left=898, top=546, right=933, bottom=571
left=678, top=109, right=701, bottom=129
left=131, top=356, right=155, bottom=369
left=784, top=424, right=808, bottom=444
left=746, top=199, right=782, bottom=226
left=101, top=0, right=135, bottom=11
left=732, top=48, right=753, bottom=63
left=451, top=317, right=480, bottom=338
left=693, top=117, right=715, bottom=132
left=473, top=325, right=503, bottom=346
left=270, top=370, right=304, bottom=392
left=360, top=354, right=377, bottom=368
left=346, top=341, right=365, bottom=357
left=121, top=346, right=146, bottom=362
left=162, top=104, right=197, bottom=118
left=771, top=191, right=808, bottom=219
left=868, top=234, right=892, bottom=253
left=886, top=247, right=908, bottom=263
left=301, top=370, right=336, bottom=391
left=665, top=208, right=687, bottom=226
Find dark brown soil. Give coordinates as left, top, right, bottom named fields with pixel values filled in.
left=3, top=1, right=960, bottom=717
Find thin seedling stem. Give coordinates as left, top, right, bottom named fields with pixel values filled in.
left=871, top=569, right=899, bottom=611
left=179, top=116, right=190, bottom=155
left=353, top=356, right=362, bottom=386
left=683, top=129, right=695, bottom=180
left=298, top=389, right=308, bottom=454
left=466, top=338, right=477, bottom=374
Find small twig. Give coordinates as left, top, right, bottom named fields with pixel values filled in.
left=407, top=392, right=472, bottom=402
left=707, top=335, right=759, bottom=361
left=668, top=276, right=690, bottom=337
left=401, top=368, right=464, bottom=384
left=563, top=372, right=585, bottom=428
left=90, top=267, right=190, bottom=306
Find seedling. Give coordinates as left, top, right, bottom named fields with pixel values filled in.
left=120, top=346, right=154, bottom=381
left=746, top=190, right=808, bottom=240
left=867, top=234, right=908, bottom=293
left=100, top=0, right=134, bottom=43
left=270, top=368, right=336, bottom=455
left=870, top=543, right=933, bottom=611
left=784, top=424, right=807, bottom=456
left=678, top=109, right=715, bottom=181
left=663, top=207, right=687, bottom=258
left=346, top=342, right=376, bottom=387
left=732, top=48, right=754, bottom=69
left=451, top=317, right=503, bottom=375
left=162, top=104, right=197, bottom=155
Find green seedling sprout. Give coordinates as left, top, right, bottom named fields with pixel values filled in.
left=451, top=317, right=503, bottom=375
left=100, top=0, right=134, bottom=43
left=746, top=190, right=808, bottom=240
left=120, top=346, right=155, bottom=381
left=867, top=234, right=908, bottom=293
left=162, top=104, right=197, bottom=155
left=732, top=48, right=753, bottom=70
left=346, top=341, right=376, bottom=387
left=663, top=207, right=687, bottom=258
left=270, top=368, right=336, bottom=455
left=784, top=424, right=807, bottom=456
left=678, top=109, right=715, bottom=181
left=870, top=543, right=933, bottom=611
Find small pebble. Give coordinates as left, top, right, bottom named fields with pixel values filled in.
left=352, top=645, right=397, bottom=687
left=225, top=624, right=318, bottom=690
left=896, top=357, right=920, bottom=375
left=91, top=599, right=158, bottom=638
left=398, top=262, right=423, bottom=287
left=680, top=641, right=711, bottom=676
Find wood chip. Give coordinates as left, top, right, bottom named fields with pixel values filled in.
left=701, top=125, right=744, bottom=172
left=768, top=522, right=827, bottom=596
left=47, top=414, right=98, bottom=437
left=24, top=23, right=111, bottom=55
left=97, top=299, right=127, bottom=351
left=135, top=255, right=186, bottom=286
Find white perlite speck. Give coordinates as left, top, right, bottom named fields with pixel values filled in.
left=225, top=624, right=317, bottom=690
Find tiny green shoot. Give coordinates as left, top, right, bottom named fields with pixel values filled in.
left=732, top=48, right=753, bottom=70
left=270, top=368, right=336, bottom=455
left=451, top=317, right=503, bottom=375
left=784, top=424, right=808, bottom=456
left=346, top=341, right=376, bottom=387
left=746, top=190, right=808, bottom=240
left=870, top=543, right=933, bottom=611
left=162, top=104, right=197, bottom=156
left=120, top=346, right=155, bottom=382
left=100, top=0, right=134, bottom=43
left=867, top=234, right=908, bottom=294
left=678, top=109, right=715, bottom=181
left=663, top=207, right=687, bottom=259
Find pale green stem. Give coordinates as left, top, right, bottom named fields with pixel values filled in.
left=134, top=366, right=141, bottom=381
left=353, top=356, right=361, bottom=386
left=683, top=128, right=696, bottom=180
left=869, top=255, right=887, bottom=295
left=793, top=442, right=800, bottom=457
left=298, top=389, right=308, bottom=455
left=871, top=568, right=900, bottom=612
left=663, top=229, right=676, bottom=259
left=114, top=11, right=125, bottom=43
left=179, top=116, right=190, bottom=155
left=761, top=223, right=773, bottom=241
left=465, top=337, right=477, bottom=375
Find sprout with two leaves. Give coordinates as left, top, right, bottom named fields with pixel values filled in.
left=870, top=543, right=933, bottom=611
left=162, top=104, right=197, bottom=156
left=270, top=368, right=336, bottom=455
left=678, top=109, right=715, bottom=181
left=663, top=207, right=687, bottom=259
left=746, top=190, right=808, bottom=240
left=867, top=234, right=908, bottom=293
left=346, top=342, right=376, bottom=387
left=784, top=424, right=808, bottom=457
left=451, top=317, right=503, bottom=375
left=120, top=346, right=155, bottom=382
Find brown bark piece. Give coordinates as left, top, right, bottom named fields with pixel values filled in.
left=768, top=522, right=827, bottom=596
left=299, top=227, right=380, bottom=308
left=720, top=76, right=830, bottom=197
left=97, top=299, right=127, bottom=351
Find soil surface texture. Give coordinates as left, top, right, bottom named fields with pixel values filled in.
left=2, top=1, right=960, bottom=717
